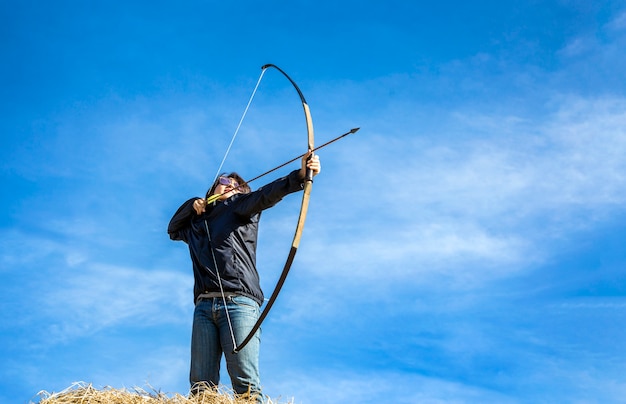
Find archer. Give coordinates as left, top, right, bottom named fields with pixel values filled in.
left=167, top=151, right=321, bottom=403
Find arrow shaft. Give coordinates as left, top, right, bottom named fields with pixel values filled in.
left=244, top=127, right=360, bottom=185
left=207, top=127, right=360, bottom=204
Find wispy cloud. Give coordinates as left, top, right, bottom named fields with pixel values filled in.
left=306, top=93, right=626, bottom=282
left=267, top=368, right=518, bottom=404
left=36, top=262, right=192, bottom=343
left=3, top=3, right=626, bottom=403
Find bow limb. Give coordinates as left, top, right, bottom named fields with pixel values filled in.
left=233, top=64, right=314, bottom=353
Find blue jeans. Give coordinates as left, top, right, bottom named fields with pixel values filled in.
left=190, top=295, right=265, bottom=403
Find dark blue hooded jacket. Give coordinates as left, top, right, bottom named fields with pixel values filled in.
left=168, top=170, right=304, bottom=305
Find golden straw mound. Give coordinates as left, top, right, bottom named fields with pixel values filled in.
left=34, top=382, right=276, bottom=404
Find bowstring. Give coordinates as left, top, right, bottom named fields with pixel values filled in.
left=212, top=68, right=267, bottom=182
left=205, top=67, right=268, bottom=352
left=203, top=221, right=237, bottom=349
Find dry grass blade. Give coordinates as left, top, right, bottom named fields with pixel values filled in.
left=34, top=382, right=268, bottom=404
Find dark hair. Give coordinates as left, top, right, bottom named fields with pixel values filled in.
left=205, top=172, right=251, bottom=199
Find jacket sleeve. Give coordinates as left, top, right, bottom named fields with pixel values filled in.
left=233, top=169, right=304, bottom=217
left=168, top=198, right=198, bottom=242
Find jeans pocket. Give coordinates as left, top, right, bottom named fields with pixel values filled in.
left=230, top=295, right=259, bottom=310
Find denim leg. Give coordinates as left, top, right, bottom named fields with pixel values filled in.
left=189, top=300, right=221, bottom=391
left=216, top=295, right=265, bottom=403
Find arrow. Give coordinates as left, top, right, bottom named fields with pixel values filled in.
left=206, top=127, right=360, bottom=205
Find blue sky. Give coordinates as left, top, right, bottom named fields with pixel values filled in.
left=2, top=1, right=626, bottom=403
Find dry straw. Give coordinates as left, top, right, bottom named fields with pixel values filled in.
left=34, top=382, right=275, bottom=404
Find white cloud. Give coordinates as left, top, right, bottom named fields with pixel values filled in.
left=296, top=94, right=626, bottom=289
left=266, top=368, right=516, bottom=404
left=558, top=36, right=597, bottom=58
left=40, top=262, right=192, bottom=343
left=606, top=10, right=626, bottom=32
left=0, top=230, right=67, bottom=270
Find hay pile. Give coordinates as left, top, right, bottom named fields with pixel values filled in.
left=34, top=382, right=273, bottom=404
